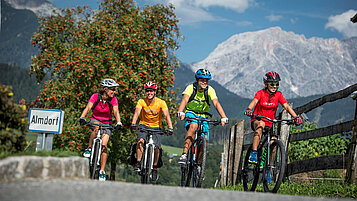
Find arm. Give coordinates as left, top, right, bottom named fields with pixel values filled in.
left=212, top=98, right=228, bottom=126
left=80, top=101, right=94, bottom=119
left=163, top=109, right=173, bottom=129
left=247, top=98, right=258, bottom=110
left=282, top=102, right=298, bottom=118
left=112, top=105, right=122, bottom=123
left=131, top=107, right=142, bottom=125
left=177, top=94, right=190, bottom=120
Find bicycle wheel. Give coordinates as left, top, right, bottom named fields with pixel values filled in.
left=184, top=143, right=195, bottom=187
left=197, top=137, right=207, bottom=188
left=141, top=145, right=153, bottom=184
left=242, top=145, right=260, bottom=191
left=90, top=141, right=100, bottom=179
left=263, top=140, right=286, bottom=193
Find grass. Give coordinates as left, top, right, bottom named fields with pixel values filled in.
left=216, top=181, right=357, bottom=198
left=161, top=144, right=182, bottom=156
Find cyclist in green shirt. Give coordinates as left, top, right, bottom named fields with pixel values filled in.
left=177, top=69, right=228, bottom=164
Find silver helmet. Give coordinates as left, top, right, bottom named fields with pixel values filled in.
left=100, top=79, right=119, bottom=88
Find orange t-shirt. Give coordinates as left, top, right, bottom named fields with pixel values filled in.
left=136, top=97, right=168, bottom=128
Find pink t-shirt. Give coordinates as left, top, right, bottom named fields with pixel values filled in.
left=89, top=93, right=118, bottom=124
left=252, top=89, right=287, bottom=127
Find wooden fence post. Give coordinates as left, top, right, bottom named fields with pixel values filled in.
left=346, top=95, right=357, bottom=184
left=233, top=120, right=244, bottom=184
left=221, top=139, right=229, bottom=186
left=226, top=125, right=235, bottom=185
left=280, top=103, right=292, bottom=155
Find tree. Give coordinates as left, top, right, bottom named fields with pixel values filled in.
left=31, top=0, right=182, bottom=176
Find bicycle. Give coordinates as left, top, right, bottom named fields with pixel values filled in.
left=180, top=116, right=220, bottom=188
left=137, top=126, right=166, bottom=184
left=82, top=120, right=115, bottom=180
left=242, top=114, right=295, bottom=193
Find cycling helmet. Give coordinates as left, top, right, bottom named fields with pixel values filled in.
left=144, top=81, right=158, bottom=90
left=263, top=71, right=281, bottom=82
left=101, top=78, right=119, bottom=88
left=195, top=69, right=212, bottom=80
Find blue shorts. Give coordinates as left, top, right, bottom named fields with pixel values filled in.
left=185, top=111, right=210, bottom=140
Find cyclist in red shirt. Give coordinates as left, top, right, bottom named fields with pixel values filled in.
left=244, top=72, right=302, bottom=164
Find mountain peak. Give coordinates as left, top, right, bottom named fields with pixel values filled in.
left=4, top=0, right=58, bottom=17
left=192, top=27, right=357, bottom=99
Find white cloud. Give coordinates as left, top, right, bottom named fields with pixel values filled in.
left=164, top=0, right=255, bottom=25
left=265, top=14, right=283, bottom=22
left=325, top=9, right=357, bottom=38
left=290, top=17, right=298, bottom=24
left=235, top=21, right=252, bottom=26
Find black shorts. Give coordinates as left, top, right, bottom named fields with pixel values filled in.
left=137, top=124, right=162, bottom=148
left=251, top=120, right=272, bottom=134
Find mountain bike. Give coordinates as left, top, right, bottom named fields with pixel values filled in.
left=82, top=120, right=115, bottom=180
left=180, top=117, right=220, bottom=188
left=242, top=114, right=294, bottom=193
left=138, top=126, right=166, bottom=184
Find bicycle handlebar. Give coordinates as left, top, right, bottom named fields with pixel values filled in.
left=250, top=114, right=294, bottom=125
left=184, top=116, right=221, bottom=126
left=138, top=127, right=167, bottom=135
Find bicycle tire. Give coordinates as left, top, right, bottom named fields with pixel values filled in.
left=185, top=143, right=194, bottom=187
left=197, top=137, right=207, bottom=188
left=91, top=141, right=100, bottom=180
left=145, top=145, right=154, bottom=184
left=242, top=145, right=260, bottom=191
left=140, top=146, right=148, bottom=184
left=263, top=140, right=286, bottom=193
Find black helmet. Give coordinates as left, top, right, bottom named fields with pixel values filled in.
left=263, top=71, right=281, bottom=82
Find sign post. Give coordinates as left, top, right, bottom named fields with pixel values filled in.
left=28, top=108, right=64, bottom=151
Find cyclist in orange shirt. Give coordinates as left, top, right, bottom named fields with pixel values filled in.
left=131, top=81, right=174, bottom=181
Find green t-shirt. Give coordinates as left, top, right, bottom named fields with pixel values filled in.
left=182, top=84, right=217, bottom=115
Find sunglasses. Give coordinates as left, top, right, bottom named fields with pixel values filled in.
left=109, top=87, right=116, bottom=91
left=146, top=89, right=155, bottom=92
left=268, top=82, right=279, bottom=87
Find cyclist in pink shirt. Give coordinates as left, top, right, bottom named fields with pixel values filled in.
left=244, top=72, right=302, bottom=164
left=79, top=79, right=123, bottom=181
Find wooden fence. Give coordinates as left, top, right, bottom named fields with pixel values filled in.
left=220, top=83, right=357, bottom=186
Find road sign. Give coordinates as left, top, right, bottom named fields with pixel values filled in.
left=28, top=108, right=64, bottom=134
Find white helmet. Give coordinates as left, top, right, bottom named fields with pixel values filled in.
left=101, top=79, right=119, bottom=88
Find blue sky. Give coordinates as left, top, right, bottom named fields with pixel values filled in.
left=49, top=0, right=357, bottom=64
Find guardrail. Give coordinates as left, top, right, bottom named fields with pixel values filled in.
left=220, top=83, right=357, bottom=186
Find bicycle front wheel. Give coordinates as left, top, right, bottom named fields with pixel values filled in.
left=90, top=141, right=100, bottom=180
left=196, top=137, right=207, bottom=188
left=263, top=140, right=286, bottom=193
left=242, top=145, right=260, bottom=191
left=184, top=143, right=195, bottom=187
left=141, top=145, right=153, bottom=184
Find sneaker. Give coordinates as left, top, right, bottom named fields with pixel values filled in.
left=248, top=151, right=257, bottom=164
left=266, top=170, right=271, bottom=184
left=133, top=162, right=141, bottom=172
left=83, top=148, right=91, bottom=158
left=178, top=153, right=187, bottom=165
left=151, top=168, right=159, bottom=181
left=99, top=170, right=106, bottom=181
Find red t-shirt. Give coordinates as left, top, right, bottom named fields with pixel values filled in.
left=252, top=89, right=287, bottom=127
left=89, top=93, right=118, bottom=124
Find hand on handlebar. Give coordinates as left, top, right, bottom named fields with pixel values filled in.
left=244, top=108, right=253, bottom=117
left=293, top=116, right=302, bottom=126
left=79, top=117, right=87, bottom=125
left=177, top=112, right=185, bottom=120
left=131, top=124, right=138, bottom=131
left=115, top=122, right=122, bottom=131
left=221, top=117, right=229, bottom=126
left=166, top=128, right=174, bottom=136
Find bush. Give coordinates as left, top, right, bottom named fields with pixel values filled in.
left=0, top=84, right=27, bottom=155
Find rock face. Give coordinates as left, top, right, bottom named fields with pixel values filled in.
left=192, top=27, right=357, bottom=98
left=4, top=0, right=58, bottom=17
left=0, top=156, right=89, bottom=182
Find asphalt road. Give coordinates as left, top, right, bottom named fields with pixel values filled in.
left=0, top=179, right=352, bottom=201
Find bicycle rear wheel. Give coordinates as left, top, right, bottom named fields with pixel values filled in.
left=90, top=141, right=100, bottom=180
left=242, top=145, right=260, bottom=191
left=197, top=137, right=207, bottom=188
left=263, top=140, right=286, bottom=193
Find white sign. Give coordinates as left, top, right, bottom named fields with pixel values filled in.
left=28, top=108, right=64, bottom=134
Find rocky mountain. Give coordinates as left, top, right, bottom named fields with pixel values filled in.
left=3, top=0, right=57, bottom=17
left=191, top=27, right=357, bottom=99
